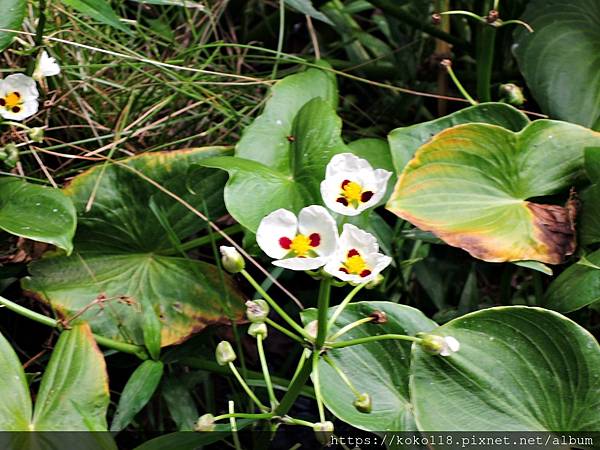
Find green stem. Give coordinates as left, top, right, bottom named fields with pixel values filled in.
left=328, top=317, right=373, bottom=341
left=271, top=0, right=285, bottom=79
left=257, top=334, right=278, bottom=408
left=228, top=362, right=269, bottom=411
left=368, top=0, right=471, bottom=51
left=264, top=317, right=304, bottom=344
left=240, top=270, right=310, bottom=339
left=327, top=282, right=367, bottom=329
left=328, top=334, right=422, bottom=349
left=444, top=62, right=478, bottom=105
left=311, top=351, right=325, bottom=422
left=322, top=354, right=361, bottom=398
left=228, top=401, right=242, bottom=450
left=0, top=295, right=148, bottom=359
left=476, top=1, right=496, bottom=102
left=274, top=349, right=313, bottom=416
left=27, top=0, right=47, bottom=75
left=213, top=412, right=274, bottom=421
left=315, top=277, right=331, bottom=349
left=280, top=417, right=315, bottom=427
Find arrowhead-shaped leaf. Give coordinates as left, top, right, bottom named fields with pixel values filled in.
left=0, top=330, right=32, bottom=430
left=23, top=148, right=245, bottom=347
left=386, top=120, right=600, bottom=264
left=411, top=307, right=600, bottom=431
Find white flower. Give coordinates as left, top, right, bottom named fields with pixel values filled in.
left=33, top=51, right=61, bottom=81
left=256, top=205, right=338, bottom=271
left=0, top=74, right=39, bottom=121
left=320, top=153, right=392, bottom=216
left=219, top=245, right=245, bottom=273
left=324, top=224, right=391, bottom=283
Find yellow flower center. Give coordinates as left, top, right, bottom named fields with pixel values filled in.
left=342, top=181, right=363, bottom=202
left=0, top=92, right=23, bottom=113
left=337, top=180, right=374, bottom=208
left=289, top=234, right=311, bottom=257
left=340, top=249, right=372, bottom=277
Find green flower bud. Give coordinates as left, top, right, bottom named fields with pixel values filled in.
left=418, top=333, right=460, bottom=356
left=215, top=340, right=236, bottom=366
left=248, top=322, right=268, bottom=339
left=353, top=393, right=372, bottom=413
left=220, top=246, right=245, bottom=273
left=499, top=83, right=525, bottom=106
left=313, top=421, right=334, bottom=445
left=194, top=413, right=215, bottom=432
left=0, top=143, right=19, bottom=168
left=365, top=273, right=384, bottom=289
left=245, top=299, right=269, bottom=322
left=28, top=127, right=45, bottom=143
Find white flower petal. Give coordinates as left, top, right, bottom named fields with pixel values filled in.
left=273, top=256, right=327, bottom=271
left=256, top=209, right=298, bottom=259
left=39, top=51, right=61, bottom=77
left=445, top=336, right=460, bottom=353
left=325, top=153, right=373, bottom=178
left=339, top=224, right=379, bottom=255
left=297, top=205, right=338, bottom=257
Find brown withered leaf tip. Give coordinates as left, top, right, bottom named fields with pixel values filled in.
left=526, top=189, right=578, bottom=264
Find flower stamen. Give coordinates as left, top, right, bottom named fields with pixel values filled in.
left=337, top=180, right=374, bottom=209
left=339, top=249, right=372, bottom=278
left=0, top=92, right=23, bottom=113
left=279, top=233, right=321, bottom=257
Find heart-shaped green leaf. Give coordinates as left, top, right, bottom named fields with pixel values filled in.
left=579, top=148, right=600, bottom=247
left=23, top=148, right=245, bottom=347
left=0, top=0, right=26, bottom=51
left=386, top=121, right=600, bottom=264
left=0, top=178, right=76, bottom=253
left=545, top=249, right=600, bottom=313
left=411, top=306, right=600, bottom=431
left=302, top=301, right=437, bottom=432
left=514, top=0, right=600, bottom=130
left=388, top=103, right=530, bottom=173
left=0, top=323, right=111, bottom=431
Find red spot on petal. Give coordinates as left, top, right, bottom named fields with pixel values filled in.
left=309, top=233, right=320, bottom=247
left=361, top=191, right=374, bottom=202
left=360, top=270, right=372, bottom=278
left=341, top=179, right=351, bottom=189
left=0, top=99, right=5, bottom=106
left=339, top=267, right=349, bottom=274
left=347, top=249, right=359, bottom=258
left=336, top=197, right=348, bottom=206
left=13, top=92, right=20, bottom=99
left=11, top=106, right=20, bottom=113
left=279, top=237, right=292, bottom=249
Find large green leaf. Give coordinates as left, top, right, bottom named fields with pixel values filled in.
left=545, top=249, right=600, bottom=313
left=579, top=147, right=600, bottom=247
left=514, top=0, right=600, bottom=130
left=32, top=323, right=110, bottom=431
left=386, top=121, right=600, bottom=264
left=0, top=0, right=26, bottom=51
left=388, top=103, right=530, bottom=173
left=411, top=307, right=600, bottom=431
left=302, top=301, right=437, bottom=432
left=203, top=97, right=349, bottom=231
left=60, top=0, right=132, bottom=34
left=236, top=64, right=338, bottom=172
left=0, top=178, right=76, bottom=253
left=111, top=361, right=164, bottom=432
left=23, top=148, right=245, bottom=347
left=0, top=330, right=32, bottom=430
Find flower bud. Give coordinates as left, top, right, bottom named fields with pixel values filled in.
left=304, top=320, right=318, bottom=341
left=418, top=334, right=460, bottom=356
left=353, top=393, right=372, bottom=413
left=0, top=143, right=19, bottom=168
left=220, top=246, right=245, bottom=273
left=248, top=322, right=268, bottom=339
left=28, top=127, right=45, bottom=143
left=499, top=83, right=525, bottom=106
left=313, top=421, right=334, bottom=445
left=245, top=299, right=269, bottom=322
left=194, top=413, right=215, bottom=432
left=366, top=273, right=384, bottom=289
left=215, top=340, right=236, bottom=366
